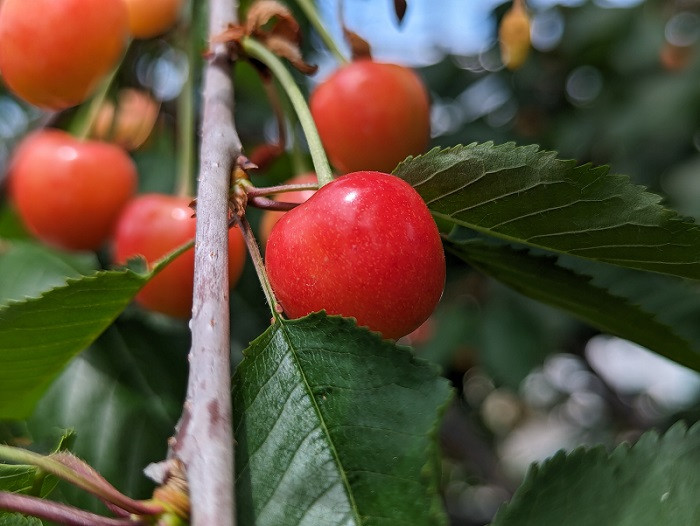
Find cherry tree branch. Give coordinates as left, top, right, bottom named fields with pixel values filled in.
left=171, top=0, right=240, bottom=524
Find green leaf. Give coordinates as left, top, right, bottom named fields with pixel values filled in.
left=0, top=241, right=98, bottom=306
left=394, top=143, right=700, bottom=280
left=0, top=465, right=35, bottom=495
left=450, top=239, right=700, bottom=371
left=233, top=313, right=452, bottom=526
left=560, top=255, right=700, bottom=351
left=0, top=513, right=42, bottom=526
left=27, top=317, right=188, bottom=510
left=0, top=430, right=75, bottom=497
left=0, top=203, right=29, bottom=240
left=0, top=269, right=149, bottom=420
left=491, top=422, right=700, bottom=526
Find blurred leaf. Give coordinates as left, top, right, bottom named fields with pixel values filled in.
left=0, top=205, right=29, bottom=241
left=451, top=239, right=700, bottom=371
left=0, top=514, right=42, bottom=526
left=132, top=127, right=178, bottom=195
left=394, top=143, right=700, bottom=280
left=477, top=287, right=557, bottom=388
left=0, top=241, right=98, bottom=305
left=0, top=269, right=149, bottom=420
left=233, top=313, right=452, bottom=526
left=562, top=254, right=700, bottom=349
left=0, top=423, right=30, bottom=449
left=491, top=422, right=700, bottom=525
left=28, top=316, right=188, bottom=510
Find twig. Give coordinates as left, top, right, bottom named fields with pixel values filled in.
left=170, top=0, right=240, bottom=524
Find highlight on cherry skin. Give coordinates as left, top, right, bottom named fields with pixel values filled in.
left=113, top=194, right=246, bottom=319
left=0, top=0, right=129, bottom=109
left=265, top=171, right=445, bottom=340
left=9, top=129, right=137, bottom=251
left=310, top=59, right=431, bottom=174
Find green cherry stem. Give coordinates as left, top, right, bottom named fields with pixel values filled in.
left=246, top=182, right=319, bottom=197
left=175, top=1, right=197, bottom=197
left=73, top=41, right=132, bottom=141
left=151, top=237, right=195, bottom=275
left=242, top=37, right=334, bottom=187
left=294, top=0, right=349, bottom=64
left=234, top=214, right=283, bottom=320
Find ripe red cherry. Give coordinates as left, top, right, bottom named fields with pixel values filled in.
left=9, top=130, right=137, bottom=251
left=0, top=0, right=128, bottom=109
left=310, top=60, right=431, bottom=174
left=113, top=194, right=246, bottom=318
left=265, top=171, right=445, bottom=340
left=123, top=0, right=184, bottom=39
left=259, top=173, right=318, bottom=246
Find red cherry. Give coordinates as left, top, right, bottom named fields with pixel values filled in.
left=258, top=173, right=318, bottom=246
left=310, top=60, right=431, bottom=174
left=0, top=0, right=129, bottom=109
left=265, top=171, right=445, bottom=340
left=9, top=130, right=137, bottom=251
left=113, top=194, right=246, bottom=318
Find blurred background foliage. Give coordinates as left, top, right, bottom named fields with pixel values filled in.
left=2, top=0, right=700, bottom=524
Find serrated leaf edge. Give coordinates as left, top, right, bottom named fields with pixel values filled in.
left=0, top=268, right=148, bottom=313
left=395, top=142, right=700, bottom=279
left=236, top=312, right=453, bottom=525
left=489, top=421, right=699, bottom=525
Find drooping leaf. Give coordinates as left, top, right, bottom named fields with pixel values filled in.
left=233, top=313, right=452, bottom=526
left=450, top=238, right=700, bottom=371
left=0, top=233, right=192, bottom=422
left=491, top=422, right=700, bottom=525
left=394, top=143, right=700, bottom=280
left=560, top=255, right=700, bottom=350
left=0, top=269, right=149, bottom=420
left=27, top=317, right=188, bottom=511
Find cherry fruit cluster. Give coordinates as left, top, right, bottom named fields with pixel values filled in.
left=1, top=0, right=244, bottom=319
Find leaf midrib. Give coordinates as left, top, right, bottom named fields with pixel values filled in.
left=278, top=321, right=362, bottom=526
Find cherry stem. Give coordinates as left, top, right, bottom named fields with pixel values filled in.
left=0, top=492, right=145, bottom=526
left=150, top=237, right=195, bottom=275
left=234, top=214, right=283, bottom=320
left=248, top=196, right=299, bottom=211
left=294, top=0, right=349, bottom=64
left=242, top=37, right=334, bottom=187
left=73, top=41, right=131, bottom=141
left=246, top=182, right=318, bottom=197
left=175, top=1, right=197, bottom=197
left=0, top=445, right=161, bottom=516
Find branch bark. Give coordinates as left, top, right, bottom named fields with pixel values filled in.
left=172, top=0, right=240, bottom=524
